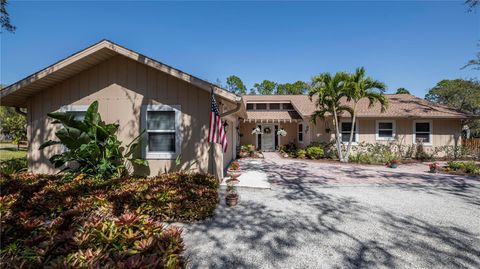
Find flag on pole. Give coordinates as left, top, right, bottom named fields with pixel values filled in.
left=208, top=90, right=228, bottom=152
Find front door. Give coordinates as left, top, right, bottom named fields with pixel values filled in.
left=261, top=124, right=275, bottom=151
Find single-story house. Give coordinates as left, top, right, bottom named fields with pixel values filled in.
left=0, top=40, right=469, bottom=177
left=0, top=40, right=245, bottom=178
left=239, top=94, right=468, bottom=152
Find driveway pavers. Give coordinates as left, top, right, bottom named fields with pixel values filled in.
left=182, top=153, right=480, bottom=269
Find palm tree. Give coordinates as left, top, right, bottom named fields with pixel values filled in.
left=309, top=72, right=353, bottom=162
left=343, top=67, right=388, bottom=162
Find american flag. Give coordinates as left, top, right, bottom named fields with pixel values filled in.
left=208, top=92, right=228, bottom=152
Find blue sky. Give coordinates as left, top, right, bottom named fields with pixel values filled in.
left=1, top=1, right=478, bottom=98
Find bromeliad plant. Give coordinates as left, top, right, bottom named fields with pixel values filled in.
left=39, top=101, right=148, bottom=180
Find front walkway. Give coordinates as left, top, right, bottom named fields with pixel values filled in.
left=182, top=153, right=480, bottom=268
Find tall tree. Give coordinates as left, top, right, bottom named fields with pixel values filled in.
left=464, top=1, right=479, bottom=69
left=225, top=75, right=247, bottom=95
left=309, top=72, right=352, bottom=162
left=1, top=0, right=15, bottom=33
left=465, top=0, right=479, bottom=10
left=253, top=80, right=277, bottom=95
left=395, top=88, right=410, bottom=94
left=462, top=51, right=480, bottom=71
left=276, top=81, right=308, bottom=95
left=425, top=79, right=480, bottom=136
left=342, top=67, right=388, bottom=162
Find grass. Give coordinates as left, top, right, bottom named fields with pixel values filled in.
left=0, top=142, right=27, bottom=160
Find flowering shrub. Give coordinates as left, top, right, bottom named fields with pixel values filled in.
left=228, top=160, right=241, bottom=171
left=0, top=172, right=219, bottom=268
left=349, top=142, right=399, bottom=164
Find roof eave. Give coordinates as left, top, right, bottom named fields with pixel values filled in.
left=0, top=39, right=240, bottom=107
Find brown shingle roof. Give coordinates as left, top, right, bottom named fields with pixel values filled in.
left=243, top=94, right=468, bottom=119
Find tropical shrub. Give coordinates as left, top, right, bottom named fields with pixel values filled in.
left=446, top=161, right=480, bottom=175
left=306, top=146, right=324, bottom=159
left=447, top=161, right=465, bottom=170
left=0, top=158, right=27, bottom=175
left=39, top=101, right=148, bottom=180
left=296, top=149, right=307, bottom=159
left=463, top=162, right=480, bottom=174
left=0, top=172, right=218, bottom=268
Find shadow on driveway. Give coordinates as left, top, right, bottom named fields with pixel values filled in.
left=183, top=157, right=480, bottom=268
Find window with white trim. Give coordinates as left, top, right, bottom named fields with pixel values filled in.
left=59, top=105, right=88, bottom=152
left=298, top=123, right=303, bottom=142
left=61, top=105, right=88, bottom=121
left=340, top=121, right=358, bottom=143
left=376, top=120, right=395, bottom=140
left=414, top=121, right=432, bottom=145
left=143, top=105, right=181, bottom=159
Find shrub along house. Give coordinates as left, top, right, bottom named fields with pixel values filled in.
left=239, top=94, right=469, bottom=152
left=0, top=40, right=245, bottom=178
left=0, top=40, right=470, bottom=177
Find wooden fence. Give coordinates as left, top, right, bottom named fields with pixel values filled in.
left=463, top=138, right=480, bottom=156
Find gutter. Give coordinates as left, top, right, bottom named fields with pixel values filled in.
left=220, top=101, right=242, bottom=117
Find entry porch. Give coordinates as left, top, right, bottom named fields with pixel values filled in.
left=239, top=120, right=304, bottom=151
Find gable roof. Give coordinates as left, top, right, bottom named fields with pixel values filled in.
left=243, top=94, right=469, bottom=119
left=1, top=39, right=240, bottom=107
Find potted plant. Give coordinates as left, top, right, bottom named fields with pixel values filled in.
left=387, top=159, right=400, bottom=168
left=225, top=184, right=239, bottom=207
left=429, top=162, right=439, bottom=173
left=277, top=128, right=287, bottom=137
left=227, top=160, right=241, bottom=182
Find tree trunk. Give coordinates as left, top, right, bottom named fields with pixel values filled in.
left=344, top=108, right=357, bottom=162
left=332, top=108, right=344, bottom=162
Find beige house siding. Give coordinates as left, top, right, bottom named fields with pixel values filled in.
left=27, top=55, right=237, bottom=176
left=299, top=117, right=463, bottom=150
left=355, top=118, right=462, bottom=148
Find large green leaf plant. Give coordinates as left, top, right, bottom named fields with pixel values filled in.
left=40, top=101, right=148, bottom=179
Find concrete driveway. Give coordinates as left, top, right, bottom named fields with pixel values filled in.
left=182, top=153, right=480, bottom=269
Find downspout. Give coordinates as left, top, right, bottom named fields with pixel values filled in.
left=220, top=99, right=242, bottom=117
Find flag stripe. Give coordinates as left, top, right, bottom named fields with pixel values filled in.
left=208, top=92, right=228, bottom=152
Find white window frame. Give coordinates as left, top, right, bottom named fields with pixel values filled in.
left=298, top=122, right=304, bottom=143
left=141, top=104, right=182, bottom=159
left=376, top=120, right=396, bottom=141
left=58, top=105, right=89, bottom=152
left=60, top=105, right=89, bottom=116
left=340, top=120, right=359, bottom=145
left=413, top=120, right=433, bottom=146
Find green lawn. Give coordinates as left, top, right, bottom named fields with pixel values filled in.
left=0, top=142, right=27, bottom=160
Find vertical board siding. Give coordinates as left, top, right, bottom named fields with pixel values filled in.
left=27, top=55, right=231, bottom=175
